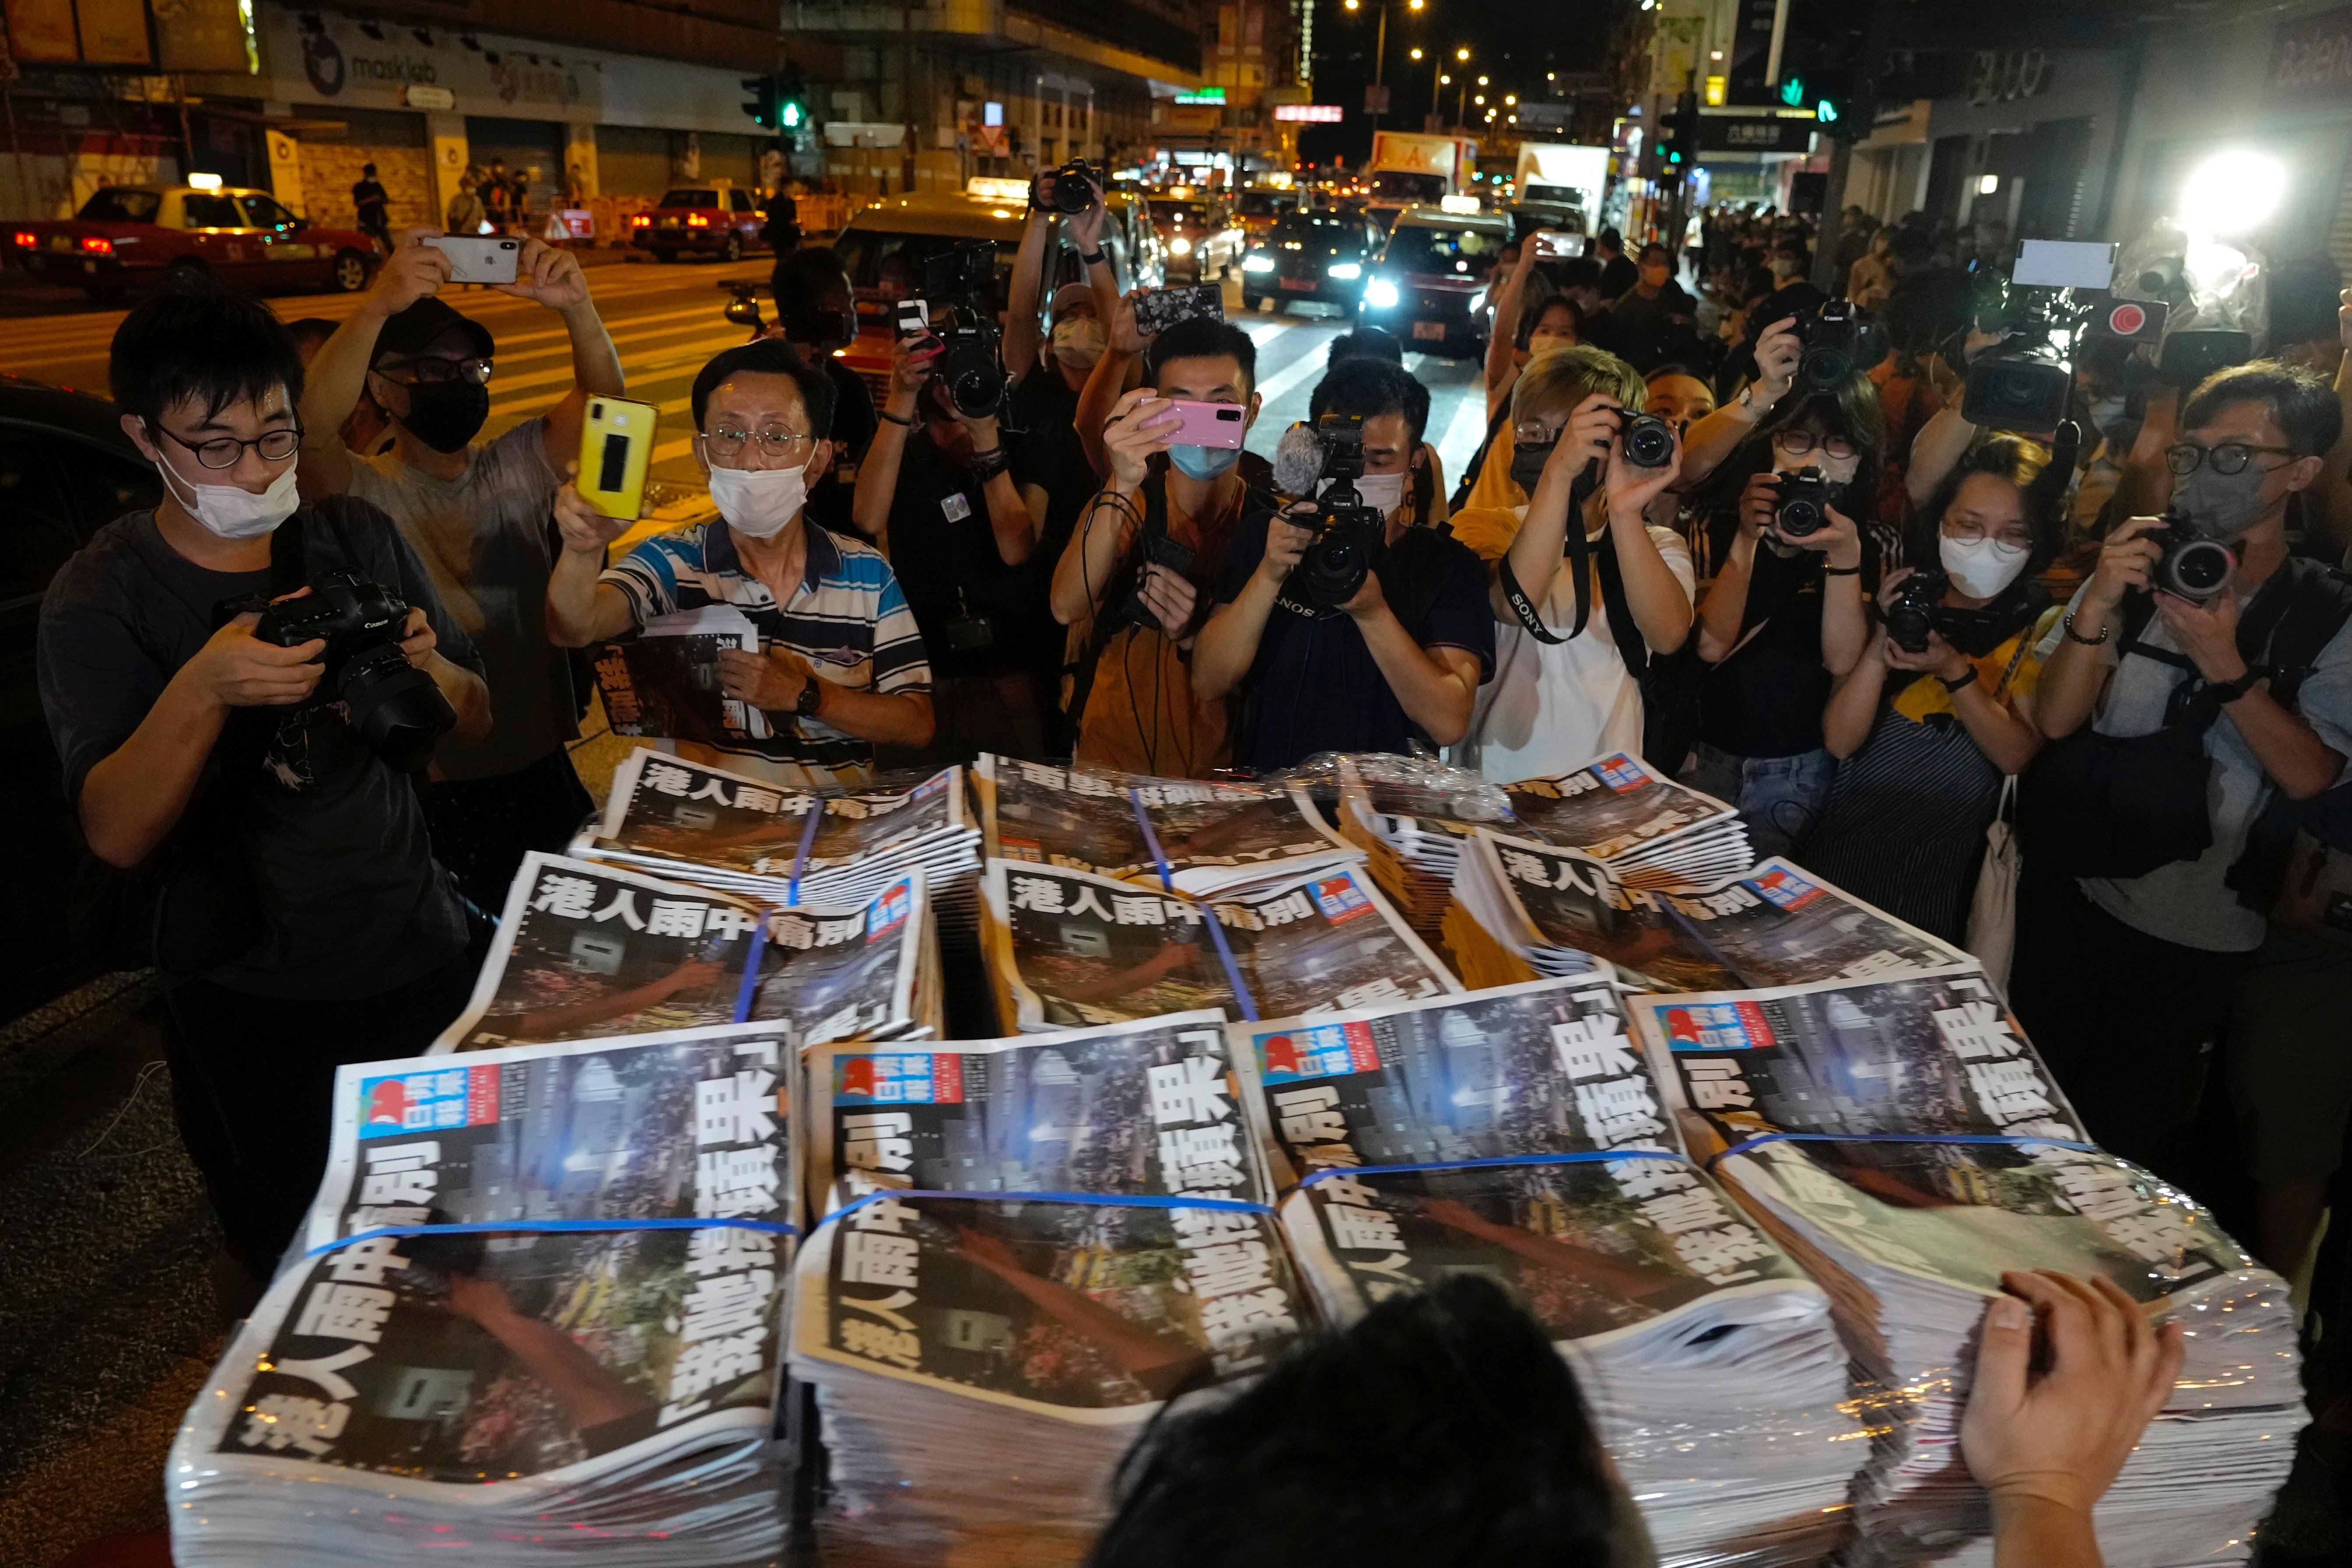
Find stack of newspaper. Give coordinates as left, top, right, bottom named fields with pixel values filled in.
left=591, top=606, right=770, bottom=750
left=746, top=872, right=940, bottom=1045
left=1499, top=753, right=1753, bottom=890
left=1231, top=980, right=1861, bottom=1565
left=1629, top=967, right=2305, bottom=1567
left=1292, top=752, right=1524, bottom=936
left=980, top=857, right=1458, bottom=1032
left=1446, top=830, right=1969, bottom=994
left=792, top=1015, right=1310, bottom=1564
left=975, top=754, right=1360, bottom=897
left=169, top=1023, right=798, bottom=1568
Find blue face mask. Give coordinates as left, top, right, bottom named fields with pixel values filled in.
left=1170, top=443, right=1241, bottom=480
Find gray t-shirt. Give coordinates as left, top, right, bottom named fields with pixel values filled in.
left=351, top=419, right=575, bottom=782
left=2036, top=578, right=2352, bottom=951
left=39, top=499, right=485, bottom=998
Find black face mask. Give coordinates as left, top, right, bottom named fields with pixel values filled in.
left=392, top=379, right=491, bottom=453
left=789, top=303, right=858, bottom=345
left=1509, top=441, right=1556, bottom=495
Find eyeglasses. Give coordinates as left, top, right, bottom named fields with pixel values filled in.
left=152, top=420, right=305, bottom=470
left=381, top=356, right=494, bottom=385
left=2165, top=441, right=2298, bottom=476
left=1944, top=516, right=2033, bottom=546
left=1776, top=430, right=1855, bottom=459
left=1513, top=419, right=1564, bottom=448
left=700, top=428, right=817, bottom=464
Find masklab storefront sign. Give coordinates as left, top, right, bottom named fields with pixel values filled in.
left=271, top=7, right=597, bottom=113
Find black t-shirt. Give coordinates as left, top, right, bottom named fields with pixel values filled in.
left=885, top=428, right=1042, bottom=680
left=352, top=180, right=388, bottom=219
left=1213, top=516, right=1497, bottom=772
left=1007, top=366, right=1099, bottom=572
left=806, top=356, right=878, bottom=539
left=37, top=498, right=483, bottom=999
left=1599, top=254, right=1638, bottom=298
left=1698, top=542, right=1837, bottom=759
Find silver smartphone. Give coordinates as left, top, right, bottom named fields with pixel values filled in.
left=423, top=235, right=522, bottom=285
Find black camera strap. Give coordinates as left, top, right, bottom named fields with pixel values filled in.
left=1495, top=461, right=1601, bottom=645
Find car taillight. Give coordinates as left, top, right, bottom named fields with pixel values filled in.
left=632, top=214, right=650, bottom=227
left=688, top=214, right=709, bottom=228
left=80, top=236, right=113, bottom=254
left=10, top=230, right=33, bottom=247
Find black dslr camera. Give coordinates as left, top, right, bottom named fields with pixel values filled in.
left=1294, top=413, right=1388, bottom=608
left=908, top=239, right=1008, bottom=419
left=1792, top=300, right=1859, bottom=390
left=1884, top=568, right=1951, bottom=655
left=2145, top=515, right=2236, bottom=603
left=1774, top=467, right=1833, bottom=538
left=250, top=570, right=455, bottom=771
left=1046, top=158, right=1097, bottom=215
left=1620, top=410, right=1675, bottom=469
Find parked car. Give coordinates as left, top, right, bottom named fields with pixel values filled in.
left=1356, top=205, right=1513, bottom=357
left=1239, top=208, right=1385, bottom=314
left=0, top=375, right=166, bottom=1016
left=1146, top=195, right=1245, bottom=283
left=631, top=184, right=769, bottom=263
left=3, top=183, right=381, bottom=303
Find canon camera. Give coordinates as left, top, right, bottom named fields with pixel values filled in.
left=250, top=571, right=455, bottom=771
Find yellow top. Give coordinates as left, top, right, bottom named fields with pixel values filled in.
left=1890, top=605, right=2064, bottom=723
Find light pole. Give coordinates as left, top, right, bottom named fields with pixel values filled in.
left=1346, top=0, right=1422, bottom=134
left=1453, top=46, right=1470, bottom=130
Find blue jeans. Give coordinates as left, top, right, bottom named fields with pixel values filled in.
left=1680, top=742, right=1835, bottom=863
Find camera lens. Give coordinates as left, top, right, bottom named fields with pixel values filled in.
left=338, top=645, right=455, bottom=772
left=1622, top=413, right=1674, bottom=469
left=2163, top=537, right=2235, bottom=600
left=1053, top=172, right=1091, bottom=215
left=1799, top=345, right=1851, bottom=389
left=1777, top=497, right=1824, bottom=537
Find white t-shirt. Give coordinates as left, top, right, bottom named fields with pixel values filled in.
left=1456, top=508, right=1695, bottom=782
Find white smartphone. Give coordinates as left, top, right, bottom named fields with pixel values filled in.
left=2010, top=238, right=2116, bottom=290
left=423, top=235, right=522, bottom=285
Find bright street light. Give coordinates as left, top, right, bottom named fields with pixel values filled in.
left=2181, top=149, right=2286, bottom=235
left=1504, top=93, right=1516, bottom=104
left=1456, top=46, right=1469, bottom=60
left=1410, top=46, right=1423, bottom=59
left=1477, top=74, right=1488, bottom=85
left=1474, top=93, right=1484, bottom=104
left=1440, top=73, right=1451, bottom=83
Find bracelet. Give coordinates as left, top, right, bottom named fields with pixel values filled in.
left=1822, top=563, right=1862, bottom=577
left=2061, top=610, right=2112, bottom=646
left=970, top=446, right=1010, bottom=482
left=1081, top=248, right=1106, bottom=266
left=878, top=408, right=916, bottom=427
left=1940, top=667, right=1979, bottom=694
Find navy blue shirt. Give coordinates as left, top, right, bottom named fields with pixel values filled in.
left=1213, top=514, right=1495, bottom=772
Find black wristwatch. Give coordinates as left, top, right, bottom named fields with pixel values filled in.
left=1081, top=247, right=1106, bottom=266
left=1939, top=667, right=1979, bottom=694
left=794, top=677, right=824, bottom=718
left=2204, top=668, right=2261, bottom=704
left=970, top=445, right=1010, bottom=483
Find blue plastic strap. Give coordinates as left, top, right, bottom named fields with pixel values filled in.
left=1709, top=1130, right=2098, bottom=1169
left=785, top=799, right=826, bottom=907
left=1295, top=1149, right=1686, bottom=1188
left=730, top=917, right=771, bottom=1023
left=302, top=1216, right=798, bottom=1261
left=1128, top=787, right=1260, bottom=1022
left=815, top=1187, right=1275, bottom=1229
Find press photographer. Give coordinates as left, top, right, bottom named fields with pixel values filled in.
left=39, top=283, right=490, bottom=1276
left=851, top=240, right=1045, bottom=763
left=1051, top=316, right=1266, bottom=775
left=1191, top=359, right=1494, bottom=772
left=2014, top=362, right=2352, bottom=1180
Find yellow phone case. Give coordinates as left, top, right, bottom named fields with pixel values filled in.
left=579, top=396, right=656, bottom=521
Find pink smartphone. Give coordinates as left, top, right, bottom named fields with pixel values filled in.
left=1158, top=398, right=1249, bottom=448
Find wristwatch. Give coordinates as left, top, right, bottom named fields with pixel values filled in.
left=970, top=444, right=1010, bottom=483
left=1939, top=667, right=1979, bottom=694
left=794, top=678, right=824, bottom=718
left=2204, top=669, right=2261, bottom=704
left=1081, top=247, right=1106, bottom=266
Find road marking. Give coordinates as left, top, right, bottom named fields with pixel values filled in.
left=1436, top=385, right=1498, bottom=478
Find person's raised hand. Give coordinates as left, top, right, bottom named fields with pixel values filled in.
left=1605, top=424, right=1682, bottom=525
left=1103, top=388, right=1180, bottom=489
left=554, top=468, right=636, bottom=543
left=1110, top=287, right=1152, bottom=355
left=498, top=237, right=592, bottom=310
left=1338, top=551, right=1391, bottom=622
left=1961, top=1271, right=2185, bottom=1550
left=1751, top=315, right=1800, bottom=404
left=367, top=228, right=451, bottom=317
left=1259, top=504, right=1317, bottom=585
left=1562, top=393, right=1624, bottom=467
left=1883, top=627, right=1970, bottom=683
left=1738, top=469, right=1781, bottom=541
left=2086, top=516, right=2165, bottom=614
left=191, top=610, right=327, bottom=709
left=1138, top=561, right=1199, bottom=640
left=1781, top=500, right=1863, bottom=571
left=1070, top=178, right=1109, bottom=252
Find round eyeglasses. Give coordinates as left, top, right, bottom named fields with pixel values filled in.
left=700, top=428, right=818, bottom=465
left=1777, top=430, right=1855, bottom=460
left=153, top=422, right=305, bottom=470
left=382, top=356, right=494, bottom=385
left=2165, top=442, right=2297, bottom=477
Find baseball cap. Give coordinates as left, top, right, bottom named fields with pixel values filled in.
left=372, top=296, right=496, bottom=367
left=1049, top=282, right=1096, bottom=321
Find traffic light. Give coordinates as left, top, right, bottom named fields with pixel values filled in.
left=1808, top=65, right=1862, bottom=141
left=1655, top=91, right=1700, bottom=168
left=776, top=71, right=808, bottom=133
left=741, top=76, right=779, bottom=128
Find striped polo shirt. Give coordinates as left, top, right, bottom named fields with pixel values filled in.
left=603, top=520, right=930, bottom=786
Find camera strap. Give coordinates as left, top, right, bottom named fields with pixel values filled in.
left=1494, top=463, right=1601, bottom=646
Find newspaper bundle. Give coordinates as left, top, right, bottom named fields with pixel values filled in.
left=1446, top=830, right=1969, bottom=994
left=1295, top=752, right=1526, bottom=936
left=792, top=1015, right=1310, bottom=1564
left=745, top=872, right=939, bottom=1045
left=1629, top=967, right=2304, bottom=1567
left=980, top=857, right=1458, bottom=1032
left=1231, top=980, right=1861, bottom=1565
left=592, top=606, right=771, bottom=749
left=975, top=753, right=1359, bottom=895
left=433, top=853, right=772, bottom=1053
left=169, top=1023, right=797, bottom=1568
left=1498, top=752, right=1753, bottom=889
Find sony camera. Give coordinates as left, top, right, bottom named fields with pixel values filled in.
left=1620, top=410, right=1675, bottom=469
left=906, top=239, right=1008, bottom=419
left=1884, top=568, right=1951, bottom=655
left=1793, top=300, right=1859, bottom=390
left=250, top=570, right=455, bottom=771
left=2145, top=516, right=2236, bottom=603
left=1774, top=467, right=1833, bottom=538
left=1046, top=158, right=1098, bottom=215
left=1294, top=413, right=1387, bottom=608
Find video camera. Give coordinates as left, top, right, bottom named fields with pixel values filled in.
left=242, top=570, right=455, bottom=771
left=901, top=239, right=1008, bottom=419
left=1292, top=413, right=1387, bottom=608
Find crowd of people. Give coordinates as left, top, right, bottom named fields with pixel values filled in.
left=30, top=167, right=2352, bottom=1568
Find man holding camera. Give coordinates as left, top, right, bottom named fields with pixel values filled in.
left=852, top=283, right=1044, bottom=764
left=40, top=285, right=491, bottom=1277
left=1054, top=316, right=1268, bottom=774
left=2016, top=363, right=2352, bottom=1191
left=296, top=229, right=622, bottom=911
left=1191, top=359, right=1495, bottom=772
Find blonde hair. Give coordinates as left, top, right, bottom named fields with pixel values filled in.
left=1513, top=344, right=1646, bottom=425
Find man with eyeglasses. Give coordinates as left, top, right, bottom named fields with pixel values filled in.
left=545, top=338, right=934, bottom=783
left=297, top=228, right=623, bottom=910
left=39, top=283, right=490, bottom=1281
left=2018, top=361, right=2352, bottom=1207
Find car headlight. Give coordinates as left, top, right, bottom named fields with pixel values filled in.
left=1242, top=253, right=1274, bottom=273
left=1171, top=235, right=1192, bottom=255
left=1326, top=261, right=1361, bottom=280
left=1363, top=278, right=1399, bottom=309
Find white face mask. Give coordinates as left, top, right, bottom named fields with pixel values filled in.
left=155, top=450, right=302, bottom=539
left=1052, top=316, right=1107, bottom=369
left=1939, top=533, right=2030, bottom=599
left=1354, top=470, right=1407, bottom=515
left=707, top=459, right=810, bottom=540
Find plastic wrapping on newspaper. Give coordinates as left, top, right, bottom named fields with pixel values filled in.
left=166, top=1022, right=799, bottom=1568
left=980, top=856, right=1459, bottom=1032
left=746, top=872, right=936, bottom=1045
left=1227, top=978, right=1864, bottom=1566
left=792, top=1011, right=1311, bottom=1564
left=1627, top=965, right=2305, bottom=1567
left=973, top=752, right=1359, bottom=895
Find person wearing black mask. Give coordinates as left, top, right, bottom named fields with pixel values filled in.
left=766, top=245, right=877, bottom=538
left=298, top=228, right=624, bottom=910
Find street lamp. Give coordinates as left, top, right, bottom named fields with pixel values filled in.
left=1350, top=0, right=1421, bottom=134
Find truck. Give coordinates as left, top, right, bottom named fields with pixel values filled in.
left=1365, top=133, right=1479, bottom=226
left=1510, top=143, right=1611, bottom=240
